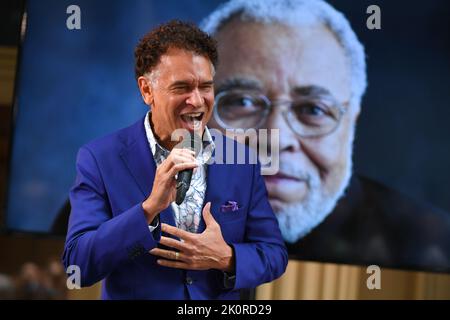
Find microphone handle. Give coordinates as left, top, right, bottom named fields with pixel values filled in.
left=175, top=168, right=193, bottom=205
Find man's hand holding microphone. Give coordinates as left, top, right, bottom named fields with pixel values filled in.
left=141, top=138, right=235, bottom=273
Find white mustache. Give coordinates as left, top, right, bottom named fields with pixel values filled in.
left=276, top=161, right=314, bottom=185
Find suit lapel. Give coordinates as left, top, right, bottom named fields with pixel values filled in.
left=119, top=118, right=176, bottom=227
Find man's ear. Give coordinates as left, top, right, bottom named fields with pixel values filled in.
left=137, top=76, right=154, bottom=106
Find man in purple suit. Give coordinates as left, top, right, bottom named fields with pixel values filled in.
left=62, top=20, right=287, bottom=299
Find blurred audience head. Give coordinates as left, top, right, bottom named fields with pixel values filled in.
left=2, top=258, right=67, bottom=300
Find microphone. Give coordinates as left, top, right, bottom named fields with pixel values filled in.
left=175, top=131, right=201, bottom=205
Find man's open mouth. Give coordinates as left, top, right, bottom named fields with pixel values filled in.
left=180, top=112, right=204, bottom=122
left=180, top=112, right=205, bottom=129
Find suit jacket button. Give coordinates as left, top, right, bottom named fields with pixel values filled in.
left=185, top=277, right=193, bottom=285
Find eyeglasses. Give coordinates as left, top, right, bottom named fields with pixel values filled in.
left=213, top=90, right=348, bottom=138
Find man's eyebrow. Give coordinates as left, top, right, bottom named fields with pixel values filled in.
left=200, top=80, right=214, bottom=86
left=292, top=85, right=334, bottom=98
left=169, top=80, right=214, bottom=88
left=215, top=80, right=337, bottom=101
left=169, top=80, right=192, bottom=88
left=215, top=77, right=263, bottom=93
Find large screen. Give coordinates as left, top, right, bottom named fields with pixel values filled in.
left=5, top=0, right=450, bottom=273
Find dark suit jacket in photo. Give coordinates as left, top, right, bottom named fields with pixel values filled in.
left=287, top=175, right=450, bottom=273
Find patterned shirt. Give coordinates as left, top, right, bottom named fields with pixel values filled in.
left=143, top=111, right=215, bottom=233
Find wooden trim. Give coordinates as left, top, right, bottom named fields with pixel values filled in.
left=0, top=46, right=18, bottom=106
left=256, top=260, right=450, bottom=300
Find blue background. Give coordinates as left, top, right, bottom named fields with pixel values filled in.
left=6, top=0, right=450, bottom=235
left=6, top=0, right=223, bottom=232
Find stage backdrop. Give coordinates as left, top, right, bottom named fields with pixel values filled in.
left=5, top=0, right=450, bottom=273
left=6, top=0, right=223, bottom=232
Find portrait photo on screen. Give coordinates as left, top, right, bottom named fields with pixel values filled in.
left=5, top=0, right=450, bottom=274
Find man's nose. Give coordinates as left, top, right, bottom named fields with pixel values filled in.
left=264, top=109, right=301, bottom=153
left=185, top=88, right=204, bottom=108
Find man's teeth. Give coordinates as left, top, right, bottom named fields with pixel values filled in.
left=181, top=113, right=203, bottom=121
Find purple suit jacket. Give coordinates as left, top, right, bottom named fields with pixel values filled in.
left=62, top=117, right=287, bottom=299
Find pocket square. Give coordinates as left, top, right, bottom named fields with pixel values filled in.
left=220, top=201, right=241, bottom=213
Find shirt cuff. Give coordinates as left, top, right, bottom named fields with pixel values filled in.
left=148, top=216, right=159, bottom=233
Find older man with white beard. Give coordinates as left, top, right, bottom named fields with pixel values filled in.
left=202, top=0, right=450, bottom=272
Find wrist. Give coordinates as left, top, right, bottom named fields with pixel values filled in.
left=219, top=245, right=235, bottom=273
left=142, top=197, right=160, bottom=224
